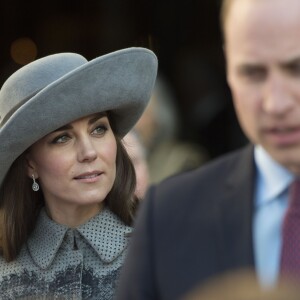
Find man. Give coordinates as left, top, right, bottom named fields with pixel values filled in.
left=116, top=0, right=300, bottom=299
left=123, top=129, right=150, bottom=199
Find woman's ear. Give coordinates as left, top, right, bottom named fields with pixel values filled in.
left=25, top=153, right=38, bottom=179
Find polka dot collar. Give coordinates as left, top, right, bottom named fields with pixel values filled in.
left=27, top=207, right=132, bottom=269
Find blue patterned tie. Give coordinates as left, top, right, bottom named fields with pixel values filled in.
left=280, top=179, right=300, bottom=280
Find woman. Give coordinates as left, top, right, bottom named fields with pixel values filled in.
left=0, top=47, right=157, bottom=299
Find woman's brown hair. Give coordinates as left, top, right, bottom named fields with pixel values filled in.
left=0, top=152, right=43, bottom=261
left=0, top=124, right=138, bottom=262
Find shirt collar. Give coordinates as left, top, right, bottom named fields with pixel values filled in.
left=27, top=207, right=132, bottom=269
left=254, top=145, right=294, bottom=206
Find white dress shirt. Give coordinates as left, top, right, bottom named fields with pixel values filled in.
left=253, top=145, right=294, bottom=286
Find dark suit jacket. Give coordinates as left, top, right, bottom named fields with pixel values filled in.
left=116, top=145, right=256, bottom=300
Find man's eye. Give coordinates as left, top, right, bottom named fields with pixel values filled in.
left=286, top=64, right=300, bottom=76
left=238, top=66, right=267, bottom=82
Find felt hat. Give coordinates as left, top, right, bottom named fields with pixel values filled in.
left=0, top=47, right=158, bottom=186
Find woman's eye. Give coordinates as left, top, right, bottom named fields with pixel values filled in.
left=51, top=134, right=70, bottom=144
left=92, top=125, right=107, bottom=136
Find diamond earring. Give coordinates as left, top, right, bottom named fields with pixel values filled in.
left=32, top=174, right=39, bottom=192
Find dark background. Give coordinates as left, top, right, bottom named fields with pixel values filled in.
left=0, top=0, right=247, bottom=159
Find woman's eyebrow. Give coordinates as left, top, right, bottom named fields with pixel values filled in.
left=88, top=112, right=107, bottom=125
left=53, top=124, right=72, bottom=132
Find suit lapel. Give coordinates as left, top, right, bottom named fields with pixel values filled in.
left=216, top=145, right=256, bottom=271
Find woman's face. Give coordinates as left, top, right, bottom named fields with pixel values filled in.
left=27, top=113, right=117, bottom=216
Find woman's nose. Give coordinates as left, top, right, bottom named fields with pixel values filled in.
left=77, top=137, right=98, bottom=163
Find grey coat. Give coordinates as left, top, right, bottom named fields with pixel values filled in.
left=0, top=207, right=132, bottom=299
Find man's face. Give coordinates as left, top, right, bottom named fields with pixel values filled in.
left=225, top=0, right=300, bottom=174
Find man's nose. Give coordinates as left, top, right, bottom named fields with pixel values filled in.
left=262, top=75, right=294, bottom=115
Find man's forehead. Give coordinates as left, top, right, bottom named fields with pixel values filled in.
left=225, top=0, right=300, bottom=22
left=224, top=0, right=300, bottom=44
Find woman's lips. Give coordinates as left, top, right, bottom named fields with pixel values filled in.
left=74, top=171, right=102, bottom=183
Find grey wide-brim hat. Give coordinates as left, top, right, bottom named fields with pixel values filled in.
left=0, top=47, right=158, bottom=187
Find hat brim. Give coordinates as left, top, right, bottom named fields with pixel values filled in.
left=0, top=47, right=157, bottom=186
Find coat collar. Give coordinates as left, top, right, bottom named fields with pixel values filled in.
left=27, top=207, right=132, bottom=270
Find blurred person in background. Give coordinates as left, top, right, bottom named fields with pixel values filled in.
left=123, top=129, right=150, bottom=199
left=135, top=76, right=209, bottom=184
left=184, top=269, right=300, bottom=300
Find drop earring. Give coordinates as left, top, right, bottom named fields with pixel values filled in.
left=32, top=174, right=39, bottom=192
